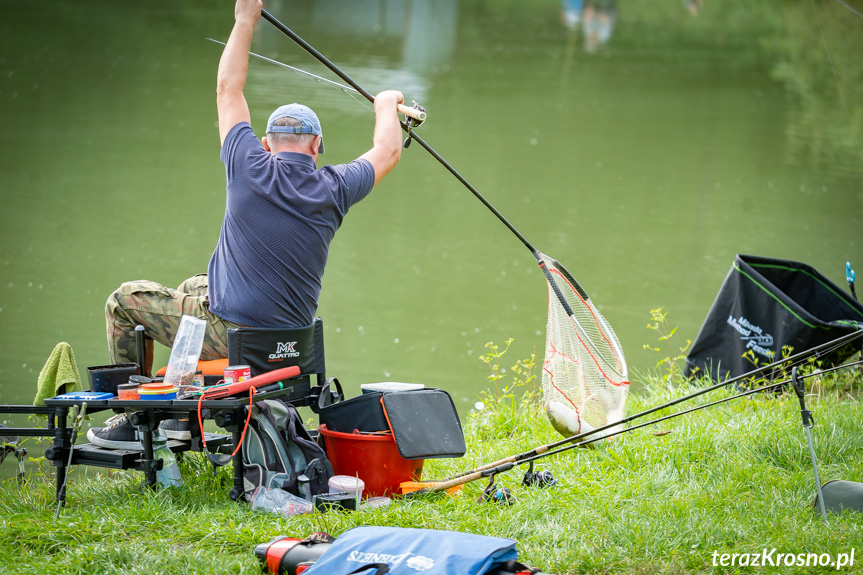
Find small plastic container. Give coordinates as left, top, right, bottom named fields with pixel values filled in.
left=329, top=475, right=365, bottom=500
left=117, top=383, right=141, bottom=400
left=140, top=382, right=175, bottom=392
left=87, top=363, right=140, bottom=395
left=360, top=496, right=392, bottom=510
left=138, top=386, right=178, bottom=401
left=360, top=382, right=425, bottom=394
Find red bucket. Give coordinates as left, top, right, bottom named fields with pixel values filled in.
left=318, top=424, right=423, bottom=497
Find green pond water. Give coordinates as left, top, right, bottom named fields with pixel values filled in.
left=1, top=0, right=861, bottom=424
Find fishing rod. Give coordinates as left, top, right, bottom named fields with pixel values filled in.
left=522, top=359, right=862, bottom=465
left=416, top=356, right=863, bottom=497
left=260, top=10, right=635, bottom=397
left=257, top=9, right=628, bottom=391
left=260, top=8, right=539, bottom=258
left=410, top=328, right=863, bottom=494
left=833, top=0, right=863, bottom=20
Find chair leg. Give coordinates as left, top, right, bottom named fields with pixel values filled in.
left=16, top=447, right=27, bottom=484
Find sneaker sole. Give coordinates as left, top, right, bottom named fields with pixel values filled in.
left=86, top=428, right=143, bottom=451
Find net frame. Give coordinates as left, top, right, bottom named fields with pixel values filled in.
left=539, top=253, right=629, bottom=435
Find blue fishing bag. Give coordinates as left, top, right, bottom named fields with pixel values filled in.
left=301, top=526, right=518, bottom=575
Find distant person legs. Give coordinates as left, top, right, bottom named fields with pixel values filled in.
left=105, top=274, right=240, bottom=375
left=685, top=0, right=703, bottom=16
left=561, top=0, right=584, bottom=30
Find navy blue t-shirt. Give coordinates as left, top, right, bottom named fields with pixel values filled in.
left=208, top=122, right=375, bottom=327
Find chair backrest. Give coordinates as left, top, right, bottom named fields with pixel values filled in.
left=227, top=318, right=326, bottom=385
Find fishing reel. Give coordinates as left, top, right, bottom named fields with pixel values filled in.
left=480, top=473, right=516, bottom=506
left=522, top=462, right=556, bottom=488
left=402, top=100, right=426, bottom=149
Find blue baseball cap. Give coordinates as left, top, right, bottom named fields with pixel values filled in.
left=265, top=103, right=325, bottom=154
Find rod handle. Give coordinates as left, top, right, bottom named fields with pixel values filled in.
left=396, top=103, right=426, bottom=122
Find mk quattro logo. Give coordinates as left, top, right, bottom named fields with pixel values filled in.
left=268, top=341, right=300, bottom=361
left=727, top=315, right=775, bottom=360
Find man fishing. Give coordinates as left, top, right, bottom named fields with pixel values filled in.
left=92, top=0, right=404, bottom=449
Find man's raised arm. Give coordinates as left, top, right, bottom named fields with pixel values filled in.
left=360, top=90, right=405, bottom=187
left=217, top=0, right=262, bottom=145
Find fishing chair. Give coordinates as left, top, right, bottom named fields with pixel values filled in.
left=227, top=317, right=326, bottom=385
left=155, top=318, right=330, bottom=392
left=226, top=316, right=344, bottom=411
left=201, top=318, right=340, bottom=490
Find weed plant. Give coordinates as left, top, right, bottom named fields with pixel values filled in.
left=1, top=319, right=862, bottom=574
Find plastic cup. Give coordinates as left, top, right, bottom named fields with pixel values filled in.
left=117, top=383, right=141, bottom=400
left=328, top=475, right=365, bottom=500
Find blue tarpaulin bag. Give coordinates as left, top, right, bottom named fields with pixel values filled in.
left=301, top=526, right=518, bottom=575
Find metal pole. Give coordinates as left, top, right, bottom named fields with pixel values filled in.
left=793, top=366, right=828, bottom=524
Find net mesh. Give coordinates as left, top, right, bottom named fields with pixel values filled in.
left=540, top=253, right=629, bottom=439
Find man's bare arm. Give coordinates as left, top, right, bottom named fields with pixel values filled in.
left=217, top=0, right=262, bottom=145
left=360, top=90, right=405, bottom=187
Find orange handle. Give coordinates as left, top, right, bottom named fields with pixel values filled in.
left=201, top=365, right=301, bottom=400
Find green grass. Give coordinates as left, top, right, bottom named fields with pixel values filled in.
left=1, top=360, right=862, bottom=574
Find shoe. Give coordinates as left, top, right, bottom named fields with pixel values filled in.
left=87, top=414, right=143, bottom=450
left=159, top=419, right=191, bottom=441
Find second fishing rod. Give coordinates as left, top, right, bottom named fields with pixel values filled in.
left=419, top=355, right=863, bottom=497
left=413, top=328, right=863, bottom=494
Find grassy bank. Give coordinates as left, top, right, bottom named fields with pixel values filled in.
left=1, top=350, right=862, bottom=574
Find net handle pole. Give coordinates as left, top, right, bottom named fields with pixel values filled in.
left=435, top=328, right=863, bottom=483
left=408, top=132, right=539, bottom=254
left=260, top=9, right=539, bottom=256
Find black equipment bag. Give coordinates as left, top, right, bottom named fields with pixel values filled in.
left=242, top=398, right=332, bottom=501
left=317, top=381, right=466, bottom=460
left=381, top=390, right=466, bottom=459
left=685, top=255, right=863, bottom=382
left=315, top=379, right=390, bottom=433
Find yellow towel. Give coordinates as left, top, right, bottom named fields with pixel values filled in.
left=33, top=342, right=83, bottom=406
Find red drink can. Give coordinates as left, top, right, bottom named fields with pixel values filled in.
left=224, top=365, right=251, bottom=384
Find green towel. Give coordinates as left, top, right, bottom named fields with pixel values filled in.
left=33, top=342, right=83, bottom=406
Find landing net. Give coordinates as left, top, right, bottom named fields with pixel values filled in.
left=540, top=253, right=629, bottom=438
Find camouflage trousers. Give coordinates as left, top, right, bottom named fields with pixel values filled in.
left=105, top=274, right=241, bottom=376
